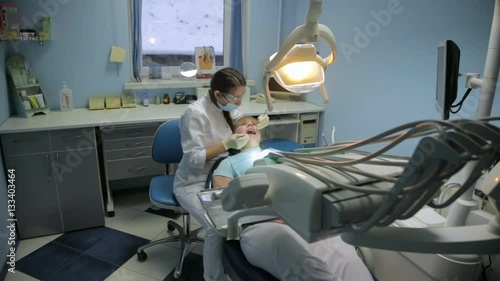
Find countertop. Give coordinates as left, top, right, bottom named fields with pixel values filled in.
left=0, top=100, right=324, bottom=133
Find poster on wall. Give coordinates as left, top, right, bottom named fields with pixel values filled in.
left=195, top=46, right=216, bottom=77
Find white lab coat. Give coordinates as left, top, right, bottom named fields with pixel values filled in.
left=173, top=95, right=242, bottom=281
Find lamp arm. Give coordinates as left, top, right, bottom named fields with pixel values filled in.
left=305, top=0, right=323, bottom=26
left=318, top=24, right=337, bottom=66
left=262, top=74, right=273, bottom=111
left=304, top=0, right=323, bottom=41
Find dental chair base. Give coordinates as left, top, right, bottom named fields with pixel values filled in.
left=223, top=240, right=279, bottom=281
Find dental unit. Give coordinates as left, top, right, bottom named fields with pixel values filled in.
left=219, top=117, right=500, bottom=255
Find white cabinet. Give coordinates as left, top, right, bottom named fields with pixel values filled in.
left=1, top=128, right=105, bottom=238
left=256, top=113, right=319, bottom=147
left=99, top=123, right=165, bottom=216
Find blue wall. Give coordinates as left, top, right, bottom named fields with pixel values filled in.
left=294, top=0, right=499, bottom=151
left=246, top=0, right=281, bottom=92
left=12, top=0, right=131, bottom=109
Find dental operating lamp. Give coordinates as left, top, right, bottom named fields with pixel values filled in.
left=262, top=0, right=336, bottom=111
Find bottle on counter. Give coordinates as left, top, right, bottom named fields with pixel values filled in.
left=143, top=92, right=149, bottom=107
left=163, top=93, right=170, bottom=104
left=59, top=81, right=73, bottom=111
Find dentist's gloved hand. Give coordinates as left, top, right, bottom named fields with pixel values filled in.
left=222, top=134, right=250, bottom=150
left=257, top=114, right=270, bottom=130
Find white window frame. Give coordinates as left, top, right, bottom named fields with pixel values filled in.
left=139, top=0, right=233, bottom=81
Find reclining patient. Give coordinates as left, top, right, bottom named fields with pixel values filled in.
left=212, top=116, right=373, bottom=281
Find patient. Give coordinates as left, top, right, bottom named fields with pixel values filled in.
left=212, top=117, right=373, bottom=281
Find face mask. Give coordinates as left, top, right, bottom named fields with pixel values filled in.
left=221, top=103, right=238, bottom=112
left=217, top=93, right=239, bottom=111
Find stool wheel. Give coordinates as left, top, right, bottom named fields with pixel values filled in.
left=137, top=251, right=147, bottom=262
left=167, top=221, right=176, bottom=232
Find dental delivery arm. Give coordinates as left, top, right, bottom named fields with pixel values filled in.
left=220, top=117, right=500, bottom=255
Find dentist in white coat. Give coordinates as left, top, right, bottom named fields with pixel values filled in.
left=174, top=67, right=269, bottom=281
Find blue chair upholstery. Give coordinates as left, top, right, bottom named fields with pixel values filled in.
left=261, top=138, right=303, bottom=152
left=223, top=240, right=279, bottom=281
left=136, top=119, right=204, bottom=279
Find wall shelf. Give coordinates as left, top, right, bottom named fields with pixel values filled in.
left=17, top=83, right=40, bottom=89
left=0, top=39, right=50, bottom=46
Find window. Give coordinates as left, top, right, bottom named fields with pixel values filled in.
left=141, top=0, right=232, bottom=76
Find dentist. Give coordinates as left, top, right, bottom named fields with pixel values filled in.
left=173, top=67, right=268, bottom=281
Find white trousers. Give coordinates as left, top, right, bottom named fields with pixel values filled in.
left=240, top=223, right=373, bottom=281
left=174, top=186, right=226, bottom=281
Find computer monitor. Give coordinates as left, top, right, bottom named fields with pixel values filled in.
left=435, top=40, right=460, bottom=120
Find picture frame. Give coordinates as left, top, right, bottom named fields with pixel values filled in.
left=195, top=46, right=216, bottom=76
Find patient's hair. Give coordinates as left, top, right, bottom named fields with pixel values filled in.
left=234, top=116, right=258, bottom=131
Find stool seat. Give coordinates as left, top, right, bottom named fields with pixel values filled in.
left=150, top=175, right=179, bottom=207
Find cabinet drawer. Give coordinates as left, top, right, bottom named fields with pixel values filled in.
left=101, top=124, right=160, bottom=140
left=106, top=147, right=152, bottom=161
left=104, top=137, right=153, bottom=150
left=1, top=131, right=50, bottom=156
left=50, top=128, right=96, bottom=151
left=106, top=157, right=165, bottom=180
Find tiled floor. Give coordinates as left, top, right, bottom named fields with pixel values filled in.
left=5, top=188, right=206, bottom=281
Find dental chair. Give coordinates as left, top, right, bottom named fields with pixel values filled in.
left=205, top=157, right=279, bottom=281
left=204, top=140, right=378, bottom=281
left=136, top=119, right=204, bottom=279
left=204, top=139, right=301, bottom=281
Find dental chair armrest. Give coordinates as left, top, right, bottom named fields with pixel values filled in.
left=226, top=207, right=276, bottom=240
left=221, top=173, right=270, bottom=211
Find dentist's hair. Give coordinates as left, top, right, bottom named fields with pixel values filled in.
left=208, top=67, right=246, bottom=132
